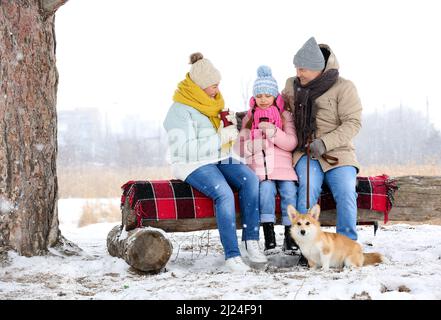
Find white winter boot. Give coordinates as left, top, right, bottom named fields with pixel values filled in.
left=225, top=256, right=251, bottom=272
left=240, top=240, right=268, bottom=264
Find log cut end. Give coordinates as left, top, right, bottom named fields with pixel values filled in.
left=107, top=225, right=173, bottom=272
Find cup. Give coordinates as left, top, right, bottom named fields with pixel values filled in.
left=220, top=109, right=233, bottom=127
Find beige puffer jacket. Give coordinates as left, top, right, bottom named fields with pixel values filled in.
left=282, top=44, right=362, bottom=173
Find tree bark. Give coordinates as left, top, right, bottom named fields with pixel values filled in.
left=0, top=0, right=68, bottom=256
left=388, top=176, right=441, bottom=222
left=107, top=225, right=173, bottom=273
left=39, top=0, right=68, bottom=19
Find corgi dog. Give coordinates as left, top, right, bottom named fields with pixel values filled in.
left=287, top=204, right=384, bottom=270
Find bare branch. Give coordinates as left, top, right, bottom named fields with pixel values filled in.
left=40, top=0, right=68, bottom=17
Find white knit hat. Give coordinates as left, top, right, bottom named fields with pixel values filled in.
left=189, top=52, right=221, bottom=89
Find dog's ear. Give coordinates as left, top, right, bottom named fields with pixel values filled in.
left=309, top=204, right=321, bottom=221
left=287, top=204, right=298, bottom=222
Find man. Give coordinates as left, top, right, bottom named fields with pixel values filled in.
left=282, top=37, right=362, bottom=241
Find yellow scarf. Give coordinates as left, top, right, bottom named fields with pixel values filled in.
left=173, top=73, right=224, bottom=130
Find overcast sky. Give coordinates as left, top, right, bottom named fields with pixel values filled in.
left=55, top=0, right=441, bottom=130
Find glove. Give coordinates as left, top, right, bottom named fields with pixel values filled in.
left=258, top=121, right=277, bottom=138
left=247, top=138, right=267, bottom=154
left=309, top=139, right=326, bottom=159
left=225, top=111, right=238, bottom=126
left=219, top=109, right=238, bottom=127
left=218, top=121, right=239, bottom=145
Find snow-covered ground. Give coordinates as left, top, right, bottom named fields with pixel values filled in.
left=1, top=199, right=441, bottom=300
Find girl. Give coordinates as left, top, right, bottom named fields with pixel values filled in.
left=163, top=53, right=267, bottom=272
left=235, top=65, right=299, bottom=253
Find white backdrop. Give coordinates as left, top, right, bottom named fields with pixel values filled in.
left=55, top=0, right=441, bottom=130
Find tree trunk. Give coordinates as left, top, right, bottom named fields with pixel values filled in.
left=107, top=225, right=173, bottom=273
left=0, top=0, right=68, bottom=256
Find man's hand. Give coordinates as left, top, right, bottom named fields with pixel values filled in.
left=309, top=139, right=326, bottom=159
left=258, top=122, right=277, bottom=138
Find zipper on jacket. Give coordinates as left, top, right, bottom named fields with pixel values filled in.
left=262, top=150, right=268, bottom=180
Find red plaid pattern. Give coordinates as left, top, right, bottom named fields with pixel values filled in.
left=121, top=175, right=398, bottom=227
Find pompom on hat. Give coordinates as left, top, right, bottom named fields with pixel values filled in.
left=188, top=52, right=221, bottom=89
left=252, top=65, right=279, bottom=98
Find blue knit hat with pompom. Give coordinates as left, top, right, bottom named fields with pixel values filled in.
left=252, top=65, right=279, bottom=98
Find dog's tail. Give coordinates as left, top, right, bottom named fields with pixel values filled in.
left=363, top=253, right=383, bottom=266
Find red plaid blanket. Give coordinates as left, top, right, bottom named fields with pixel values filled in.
left=121, top=175, right=397, bottom=228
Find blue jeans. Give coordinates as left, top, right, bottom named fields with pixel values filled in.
left=260, top=180, right=297, bottom=226
left=185, top=158, right=260, bottom=259
left=295, top=155, right=358, bottom=240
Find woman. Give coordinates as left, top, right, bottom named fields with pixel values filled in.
left=163, top=53, right=267, bottom=272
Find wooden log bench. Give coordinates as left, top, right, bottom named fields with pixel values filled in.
left=107, top=174, right=401, bottom=272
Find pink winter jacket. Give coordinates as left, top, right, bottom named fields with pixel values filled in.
left=234, top=110, right=298, bottom=182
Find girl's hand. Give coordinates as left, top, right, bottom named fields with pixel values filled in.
left=258, top=122, right=277, bottom=138
left=247, top=139, right=267, bottom=153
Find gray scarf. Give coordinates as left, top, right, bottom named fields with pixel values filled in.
left=293, top=69, right=339, bottom=151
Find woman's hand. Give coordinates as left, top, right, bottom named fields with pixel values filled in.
left=218, top=121, right=239, bottom=144
left=225, top=111, right=238, bottom=126
left=219, top=109, right=238, bottom=127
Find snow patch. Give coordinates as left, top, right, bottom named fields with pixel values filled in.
left=16, top=52, right=24, bottom=62
left=35, top=144, right=45, bottom=152
left=0, top=197, right=15, bottom=215
left=1, top=199, right=440, bottom=300
left=119, top=228, right=128, bottom=240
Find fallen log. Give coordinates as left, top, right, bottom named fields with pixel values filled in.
left=388, top=176, right=441, bottom=222
left=120, top=196, right=384, bottom=232
left=107, top=225, right=172, bottom=272
left=120, top=175, right=441, bottom=231
left=127, top=209, right=385, bottom=232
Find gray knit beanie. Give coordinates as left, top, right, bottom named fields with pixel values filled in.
left=189, top=52, right=221, bottom=89
left=293, top=37, right=325, bottom=71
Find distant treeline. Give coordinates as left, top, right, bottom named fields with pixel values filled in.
left=58, top=109, right=168, bottom=168
left=58, top=107, right=441, bottom=168
left=355, top=107, right=441, bottom=166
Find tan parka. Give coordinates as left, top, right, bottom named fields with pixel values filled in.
left=282, top=44, right=362, bottom=173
